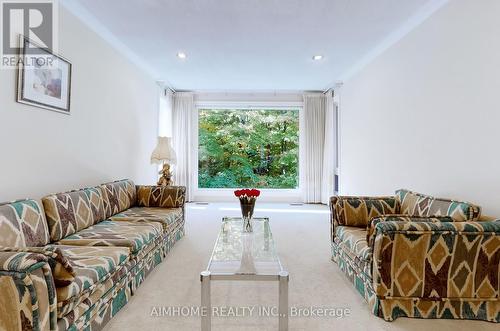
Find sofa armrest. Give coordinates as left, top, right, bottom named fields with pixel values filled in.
left=371, top=219, right=500, bottom=300
left=0, top=251, right=57, bottom=331
left=136, top=185, right=186, bottom=208
left=329, top=196, right=400, bottom=241
left=0, top=246, right=75, bottom=287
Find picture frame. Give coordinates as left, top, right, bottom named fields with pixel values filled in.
left=17, top=36, right=72, bottom=114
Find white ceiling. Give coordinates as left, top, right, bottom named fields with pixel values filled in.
left=66, top=0, right=445, bottom=91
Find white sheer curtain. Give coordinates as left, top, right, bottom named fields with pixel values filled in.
left=158, top=89, right=173, bottom=137
left=321, top=92, right=336, bottom=204
left=302, top=93, right=335, bottom=203
left=172, top=92, right=194, bottom=201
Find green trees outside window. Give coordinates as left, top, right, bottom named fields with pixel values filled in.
left=198, top=108, right=299, bottom=189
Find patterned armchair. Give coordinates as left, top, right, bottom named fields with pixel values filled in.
left=330, top=189, right=500, bottom=322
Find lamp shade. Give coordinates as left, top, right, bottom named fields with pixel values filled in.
left=151, top=136, right=176, bottom=164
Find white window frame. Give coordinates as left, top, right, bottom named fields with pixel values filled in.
left=191, top=100, right=304, bottom=202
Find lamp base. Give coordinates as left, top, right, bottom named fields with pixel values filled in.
left=157, top=163, right=173, bottom=186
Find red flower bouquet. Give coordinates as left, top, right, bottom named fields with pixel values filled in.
left=234, top=188, right=261, bottom=199
left=234, top=188, right=260, bottom=232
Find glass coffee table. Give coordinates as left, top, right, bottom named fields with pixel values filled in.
left=200, top=217, right=289, bottom=331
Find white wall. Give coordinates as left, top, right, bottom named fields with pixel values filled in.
left=0, top=6, right=159, bottom=201
left=339, top=0, right=500, bottom=216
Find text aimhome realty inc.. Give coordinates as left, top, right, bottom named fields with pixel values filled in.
left=150, top=306, right=351, bottom=319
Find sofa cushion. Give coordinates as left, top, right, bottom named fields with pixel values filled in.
left=42, top=187, right=106, bottom=242
left=109, top=207, right=183, bottom=234
left=334, top=226, right=372, bottom=276
left=334, top=226, right=371, bottom=261
left=0, top=199, right=50, bottom=247
left=56, top=220, right=162, bottom=255
left=331, top=196, right=400, bottom=227
left=53, top=245, right=129, bottom=318
left=100, top=180, right=137, bottom=219
left=396, top=189, right=481, bottom=221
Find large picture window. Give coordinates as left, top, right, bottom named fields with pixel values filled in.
left=198, top=108, right=299, bottom=189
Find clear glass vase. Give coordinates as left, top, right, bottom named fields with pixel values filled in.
left=239, top=200, right=255, bottom=232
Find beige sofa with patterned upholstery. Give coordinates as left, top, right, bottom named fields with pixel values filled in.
left=0, top=179, right=185, bottom=331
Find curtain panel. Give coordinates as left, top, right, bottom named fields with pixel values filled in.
left=321, top=92, right=336, bottom=204
left=172, top=92, right=195, bottom=201
left=302, top=93, right=335, bottom=203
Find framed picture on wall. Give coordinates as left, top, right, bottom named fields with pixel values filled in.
left=17, top=36, right=72, bottom=114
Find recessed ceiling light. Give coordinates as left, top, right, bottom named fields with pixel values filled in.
left=177, top=52, right=187, bottom=59
left=312, top=55, right=323, bottom=60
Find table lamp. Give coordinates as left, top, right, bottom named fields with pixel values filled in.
left=151, top=136, right=176, bottom=186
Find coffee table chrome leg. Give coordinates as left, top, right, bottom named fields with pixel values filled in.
left=278, top=271, right=289, bottom=331
left=201, top=271, right=211, bottom=331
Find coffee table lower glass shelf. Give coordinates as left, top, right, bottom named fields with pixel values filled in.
left=200, top=217, right=289, bottom=331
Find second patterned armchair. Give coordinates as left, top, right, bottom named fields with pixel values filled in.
left=330, top=189, right=500, bottom=322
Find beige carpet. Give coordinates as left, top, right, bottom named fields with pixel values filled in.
left=104, top=203, right=497, bottom=331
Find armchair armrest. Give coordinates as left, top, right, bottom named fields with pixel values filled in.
left=136, top=185, right=186, bottom=208
left=371, top=219, right=500, bottom=301
left=0, top=251, right=57, bottom=331
left=329, top=196, right=400, bottom=241
left=366, top=215, right=454, bottom=246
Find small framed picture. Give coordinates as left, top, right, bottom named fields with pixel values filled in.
left=17, top=36, right=72, bottom=114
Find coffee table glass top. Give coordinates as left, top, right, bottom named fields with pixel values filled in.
left=207, top=217, right=283, bottom=275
